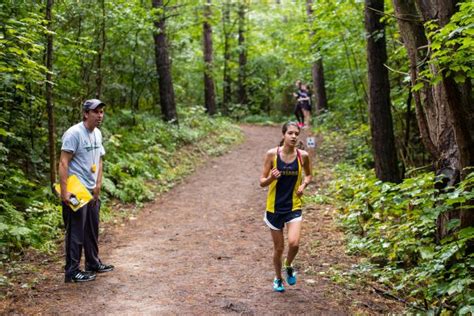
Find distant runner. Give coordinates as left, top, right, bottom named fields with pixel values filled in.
left=259, top=122, right=312, bottom=292
left=292, top=80, right=305, bottom=127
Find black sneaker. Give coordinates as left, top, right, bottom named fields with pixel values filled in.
left=65, top=270, right=96, bottom=283
left=86, top=263, right=114, bottom=273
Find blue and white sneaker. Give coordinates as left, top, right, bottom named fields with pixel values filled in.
left=273, top=278, right=285, bottom=292
left=284, top=261, right=297, bottom=285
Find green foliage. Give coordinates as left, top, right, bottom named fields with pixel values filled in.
left=240, top=114, right=287, bottom=125
left=420, top=2, right=474, bottom=84
left=327, top=166, right=474, bottom=313
left=0, top=198, right=61, bottom=257
left=313, top=111, right=373, bottom=168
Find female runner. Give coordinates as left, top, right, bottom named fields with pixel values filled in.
left=259, top=122, right=312, bottom=292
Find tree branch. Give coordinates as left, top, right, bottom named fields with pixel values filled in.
left=368, top=6, right=422, bottom=22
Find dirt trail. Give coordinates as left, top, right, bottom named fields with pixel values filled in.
left=5, top=125, right=403, bottom=315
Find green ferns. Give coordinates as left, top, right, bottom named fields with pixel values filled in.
left=329, top=165, right=473, bottom=313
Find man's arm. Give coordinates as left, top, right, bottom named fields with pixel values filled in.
left=93, top=157, right=103, bottom=200
left=58, top=151, right=73, bottom=203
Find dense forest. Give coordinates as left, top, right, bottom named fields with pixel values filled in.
left=1, top=0, right=473, bottom=313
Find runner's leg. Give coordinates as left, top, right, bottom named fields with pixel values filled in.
left=270, top=229, right=285, bottom=280
left=286, top=220, right=302, bottom=266
left=294, top=104, right=304, bottom=125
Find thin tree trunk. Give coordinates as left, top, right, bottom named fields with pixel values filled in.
left=95, top=0, right=106, bottom=99
left=152, top=0, right=178, bottom=123
left=203, top=0, right=216, bottom=115
left=306, top=0, right=328, bottom=114
left=237, top=1, right=248, bottom=106
left=337, top=16, right=369, bottom=105
left=222, top=0, right=231, bottom=113
left=365, top=0, right=400, bottom=183
left=130, top=30, right=140, bottom=125
left=45, top=0, right=57, bottom=187
left=401, top=89, right=412, bottom=177
left=341, top=35, right=366, bottom=123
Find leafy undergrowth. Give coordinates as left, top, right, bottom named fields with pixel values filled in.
left=0, top=106, right=243, bottom=294
left=310, top=163, right=473, bottom=314
left=305, top=115, right=473, bottom=314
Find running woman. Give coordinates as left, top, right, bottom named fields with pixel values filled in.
left=259, top=122, right=312, bottom=292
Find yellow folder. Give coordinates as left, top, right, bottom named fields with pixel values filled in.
left=54, top=175, right=93, bottom=211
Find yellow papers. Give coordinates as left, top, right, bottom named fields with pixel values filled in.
left=54, top=175, right=93, bottom=211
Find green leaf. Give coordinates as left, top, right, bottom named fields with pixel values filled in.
left=9, top=226, right=32, bottom=237
left=458, top=227, right=474, bottom=240
left=412, top=82, right=424, bottom=92
left=459, top=305, right=474, bottom=315
left=419, top=246, right=434, bottom=260
left=447, top=278, right=467, bottom=295
left=447, top=219, right=460, bottom=231
left=454, top=72, right=466, bottom=84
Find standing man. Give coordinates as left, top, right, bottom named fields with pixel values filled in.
left=59, top=99, right=114, bottom=283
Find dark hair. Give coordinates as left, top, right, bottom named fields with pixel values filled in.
left=279, top=122, right=300, bottom=146
left=282, top=121, right=300, bottom=134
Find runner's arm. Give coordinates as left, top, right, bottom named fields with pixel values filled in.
left=260, top=150, right=280, bottom=187
left=296, top=151, right=313, bottom=196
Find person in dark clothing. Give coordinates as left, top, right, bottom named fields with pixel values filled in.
left=298, top=84, right=312, bottom=128
left=292, top=80, right=304, bottom=127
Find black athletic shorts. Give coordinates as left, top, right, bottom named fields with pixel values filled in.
left=264, top=210, right=302, bottom=230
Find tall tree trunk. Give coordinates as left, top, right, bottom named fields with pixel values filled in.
left=365, top=0, right=400, bottom=183
left=95, top=0, right=106, bottom=99
left=306, top=0, right=328, bottom=114
left=415, top=0, right=474, bottom=180
left=45, top=0, right=57, bottom=187
left=222, top=0, right=231, bottom=113
left=393, top=0, right=474, bottom=236
left=391, top=0, right=438, bottom=160
left=203, top=0, right=216, bottom=115
left=237, top=1, right=248, bottom=106
left=311, top=57, right=328, bottom=113
left=151, top=0, right=178, bottom=123
left=414, top=0, right=474, bottom=232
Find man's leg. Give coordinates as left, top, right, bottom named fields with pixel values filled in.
left=63, top=203, right=87, bottom=278
left=84, top=199, right=101, bottom=269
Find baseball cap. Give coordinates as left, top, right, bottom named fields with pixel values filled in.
left=83, top=99, right=105, bottom=111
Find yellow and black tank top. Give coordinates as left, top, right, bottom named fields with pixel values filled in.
left=266, top=147, right=303, bottom=213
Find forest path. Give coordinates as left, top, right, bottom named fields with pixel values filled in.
left=6, top=125, right=403, bottom=315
